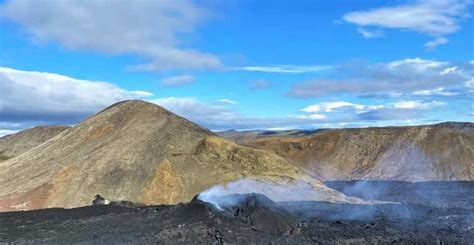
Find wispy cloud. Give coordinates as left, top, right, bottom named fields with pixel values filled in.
left=288, top=58, right=473, bottom=97
left=301, top=101, right=367, bottom=113
left=161, top=75, right=195, bottom=87
left=413, top=87, right=458, bottom=96
left=425, top=37, right=449, bottom=50
left=234, top=65, right=332, bottom=74
left=300, top=100, right=446, bottom=122
left=217, top=99, right=238, bottom=105
left=343, top=0, right=472, bottom=49
left=295, top=114, right=327, bottom=120
left=391, top=100, right=446, bottom=109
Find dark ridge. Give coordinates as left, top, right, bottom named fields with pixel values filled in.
left=287, top=129, right=327, bottom=136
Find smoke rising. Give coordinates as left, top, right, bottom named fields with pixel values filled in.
left=197, top=178, right=414, bottom=222
left=198, top=178, right=342, bottom=210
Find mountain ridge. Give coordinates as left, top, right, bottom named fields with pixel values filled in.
left=224, top=122, right=474, bottom=181
left=0, top=100, right=347, bottom=212
left=0, top=125, right=70, bottom=160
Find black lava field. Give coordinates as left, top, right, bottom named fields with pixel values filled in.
left=1, top=181, right=473, bottom=244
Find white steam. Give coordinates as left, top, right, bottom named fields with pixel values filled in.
left=198, top=178, right=349, bottom=210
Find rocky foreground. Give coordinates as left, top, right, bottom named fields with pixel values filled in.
left=1, top=181, right=472, bottom=244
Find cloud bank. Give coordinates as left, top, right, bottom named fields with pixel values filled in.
left=0, top=67, right=152, bottom=128
left=161, top=75, right=195, bottom=87
left=0, top=0, right=221, bottom=71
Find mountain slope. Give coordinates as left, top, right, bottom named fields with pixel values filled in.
left=239, top=123, right=474, bottom=181
left=0, top=126, right=69, bottom=160
left=0, top=100, right=347, bottom=212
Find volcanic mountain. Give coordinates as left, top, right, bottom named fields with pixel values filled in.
left=222, top=123, right=474, bottom=181
left=0, top=100, right=349, bottom=212
left=0, top=125, right=69, bottom=161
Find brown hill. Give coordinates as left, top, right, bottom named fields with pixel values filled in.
left=0, top=100, right=349, bottom=212
left=236, top=123, right=474, bottom=181
left=0, top=126, right=70, bottom=161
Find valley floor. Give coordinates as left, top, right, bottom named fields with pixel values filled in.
left=0, top=181, right=473, bottom=244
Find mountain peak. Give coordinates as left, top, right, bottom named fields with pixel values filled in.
left=99, top=99, right=171, bottom=115
left=82, top=99, right=212, bottom=137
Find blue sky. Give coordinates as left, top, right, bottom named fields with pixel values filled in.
left=0, top=0, right=473, bottom=134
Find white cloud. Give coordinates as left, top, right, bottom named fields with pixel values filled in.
left=301, top=101, right=366, bottom=113
left=440, top=66, right=459, bottom=75
left=343, top=0, right=472, bottom=48
left=299, top=100, right=446, bottom=123
left=0, top=0, right=221, bottom=71
left=0, top=129, right=19, bottom=137
left=288, top=58, right=473, bottom=97
left=218, top=99, right=238, bottom=105
left=413, top=87, right=458, bottom=96
left=234, top=65, right=332, bottom=74
left=387, top=58, right=447, bottom=70
left=264, top=127, right=296, bottom=131
left=161, top=75, right=195, bottom=87
left=296, top=114, right=327, bottom=120
left=425, top=37, right=449, bottom=50
left=391, top=100, right=446, bottom=109
left=0, top=67, right=152, bottom=125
